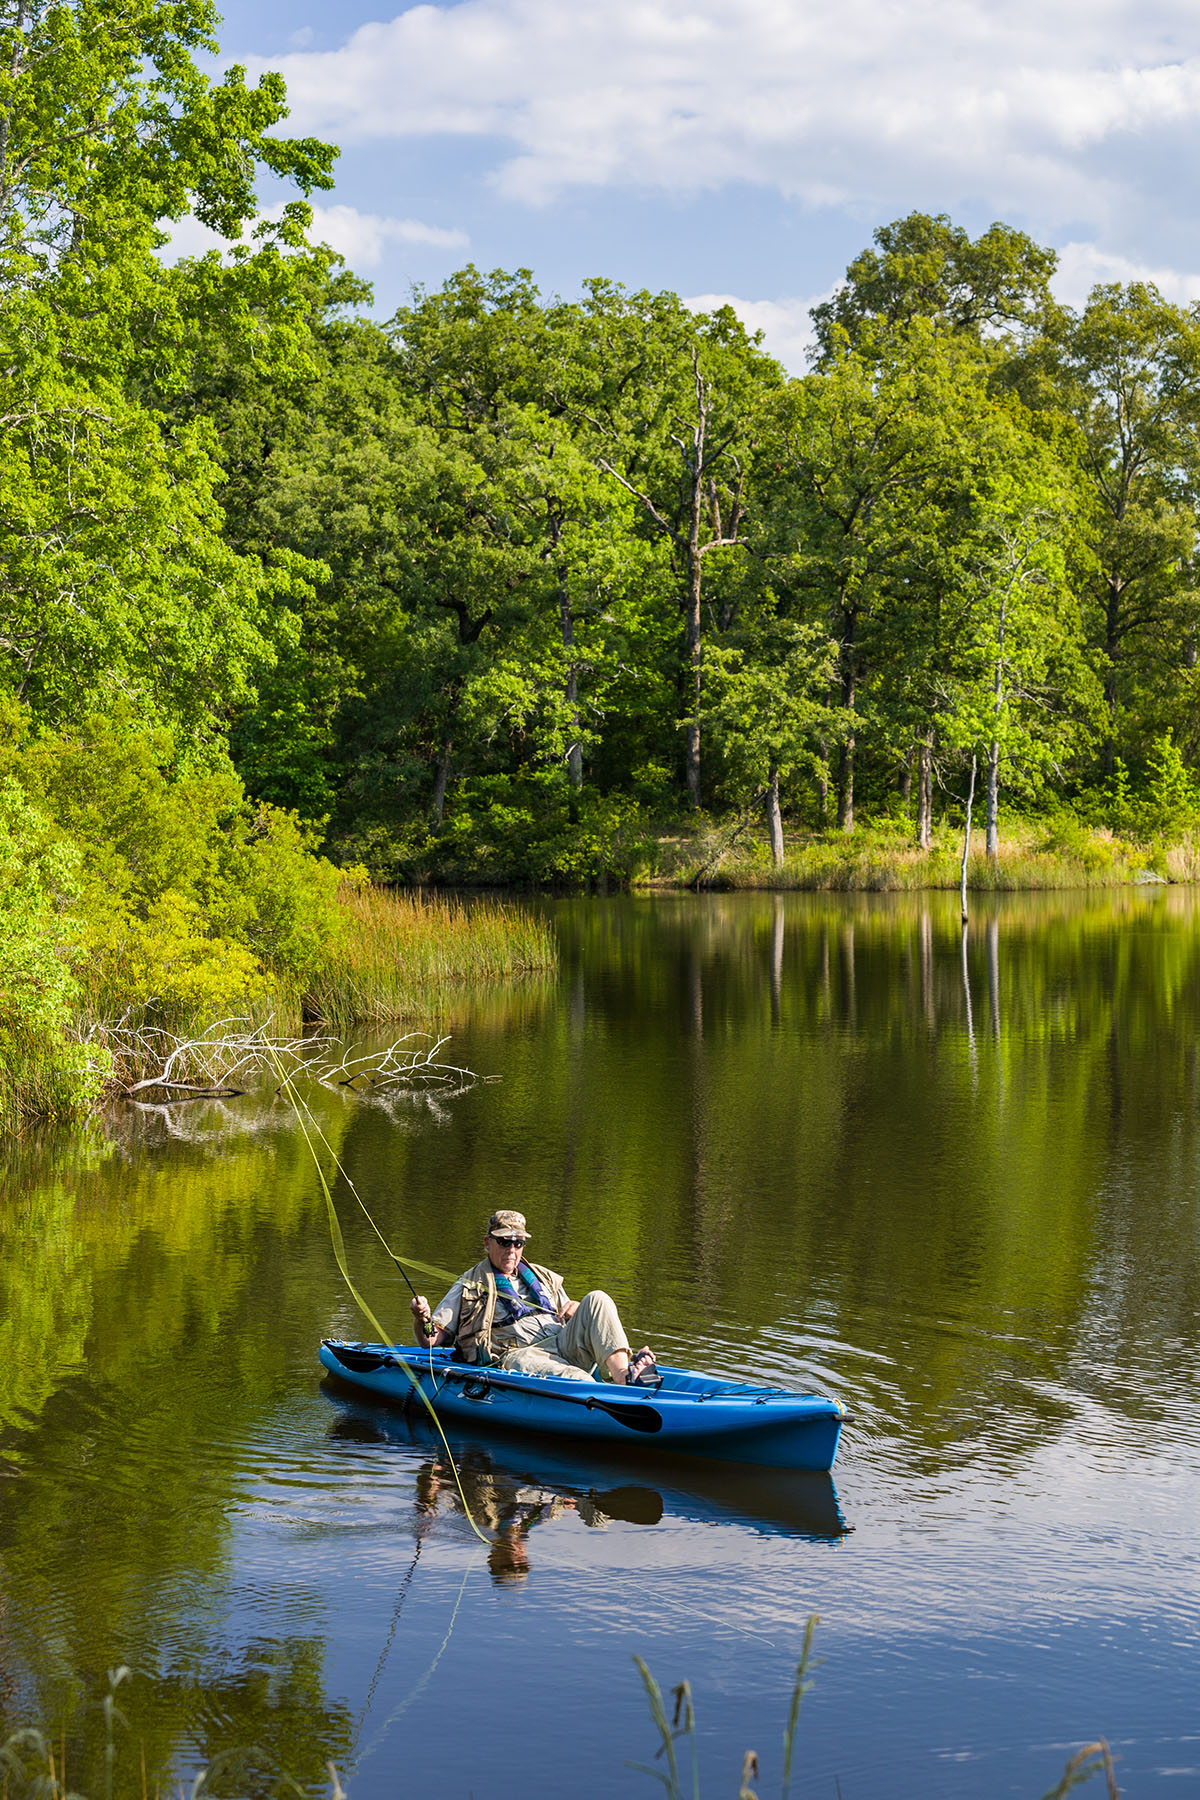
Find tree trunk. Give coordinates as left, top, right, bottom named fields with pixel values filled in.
left=565, top=664, right=582, bottom=800
left=816, top=738, right=829, bottom=824
left=837, top=732, right=855, bottom=834
left=898, top=750, right=913, bottom=806
left=1102, top=574, right=1122, bottom=777
left=986, top=596, right=1006, bottom=860
left=557, top=557, right=583, bottom=810
left=835, top=628, right=857, bottom=835
left=683, top=375, right=709, bottom=813
left=917, top=733, right=933, bottom=851
left=431, top=740, right=453, bottom=827
left=765, top=764, right=784, bottom=867
left=985, top=739, right=1000, bottom=860
left=960, top=753, right=977, bottom=926
left=685, top=537, right=703, bottom=808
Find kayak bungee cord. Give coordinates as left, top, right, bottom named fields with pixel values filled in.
left=268, top=1047, right=491, bottom=1546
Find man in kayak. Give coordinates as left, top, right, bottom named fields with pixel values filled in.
left=410, top=1210, right=658, bottom=1386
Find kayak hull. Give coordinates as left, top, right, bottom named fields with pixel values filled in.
left=318, top=1340, right=845, bottom=1471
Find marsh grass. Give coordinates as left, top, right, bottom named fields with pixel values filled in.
left=95, top=884, right=555, bottom=1070
left=297, top=884, right=558, bottom=1030
left=630, top=1615, right=819, bottom=1800
left=0, top=1029, right=100, bottom=1134
left=636, top=817, right=1180, bottom=893
left=629, top=1617, right=1119, bottom=1800
left=2, top=885, right=556, bottom=1127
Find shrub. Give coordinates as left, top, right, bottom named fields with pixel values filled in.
left=11, top=711, right=344, bottom=1026
left=1140, top=732, right=1199, bottom=838
left=0, top=778, right=98, bottom=1125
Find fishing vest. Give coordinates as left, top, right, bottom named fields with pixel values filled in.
left=453, top=1257, right=565, bottom=1365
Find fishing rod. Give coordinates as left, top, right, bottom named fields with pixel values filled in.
left=267, top=1046, right=491, bottom=1546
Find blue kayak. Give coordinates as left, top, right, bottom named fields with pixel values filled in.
left=318, top=1340, right=847, bottom=1471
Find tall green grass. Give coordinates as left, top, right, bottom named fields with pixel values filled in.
left=0, top=1030, right=101, bottom=1134
left=637, top=817, right=1179, bottom=892
left=294, top=884, right=558, bottom=1030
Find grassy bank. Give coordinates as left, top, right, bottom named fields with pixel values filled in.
left=1, top=882, right=557, bottom=1132
left=634, top=814, right=1197, bottom=892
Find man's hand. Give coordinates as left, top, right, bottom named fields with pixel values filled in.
left=557, top=1299, right=579, bottom=1323
left=411, top=1294, right=433, bottom=1342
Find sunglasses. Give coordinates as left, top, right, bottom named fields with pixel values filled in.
left=491, top=1235, right=527, bottom=1248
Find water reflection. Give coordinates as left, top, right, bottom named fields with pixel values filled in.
left=3, top=889, right=1200, bottom=1796
left=323, top=1388, right=849, bottom=1565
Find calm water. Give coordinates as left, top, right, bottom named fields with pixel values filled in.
left=3, top=889, right=1200, bottom=1798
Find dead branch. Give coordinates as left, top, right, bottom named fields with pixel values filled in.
left=687, top=787, right=769, bottom=890
left=89, top=1019, right=489, bottom=1103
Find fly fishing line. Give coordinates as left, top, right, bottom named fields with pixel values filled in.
left=269, top=1047, right=491, bottom=1545
left=353, top=1548, right=478, bottom=1775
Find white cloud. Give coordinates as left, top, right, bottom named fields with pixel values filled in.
left=307, top=204, right=468, bottom=264
left=247, top=0, right=1200, bottom=228
left=160, top=204, right=467, bottom=268
left=160, top=213, right=230, bottom=262
left=1052, top=241, right=1200, bottom=309
left=684, top=292, right=829, bottom=373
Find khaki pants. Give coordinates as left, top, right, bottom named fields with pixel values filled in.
left=500, top=1290, right=629, bottom=1382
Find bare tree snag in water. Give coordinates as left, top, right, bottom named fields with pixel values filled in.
left=960, top=753, right=977, bottom=926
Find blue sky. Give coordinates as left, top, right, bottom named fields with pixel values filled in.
left=177, top=0, right=1200, bottom=368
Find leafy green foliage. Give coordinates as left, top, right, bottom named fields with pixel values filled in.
left=433, top=773, right=653, bottom=885
left=811, top=210, right=1057, bottom=352
left=7, top=0, right=1200, bottom=1136
left=0, top=772, right=96, bottom=1124
left=0, top=0, right=339, bottom=754
left=8, top=710, right=344, bottom=1025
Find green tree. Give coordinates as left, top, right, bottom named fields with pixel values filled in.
left=0, top=773, right=94, bottom=1123
left=904, top=402, right=1099, bottom=856
left=770, top=320, right=960, bottom=833
left=568, top=283, right=783, bottom=809
left=811, top=210, right=1057, bottom=357
left=1019, top=284, right=1200, bottom=773
left=392, top=273, right=664, bottom=825
left=0, top=0, right=337, bottom=749
left=772, top=321, right=1095, bottom=847
left=704, top=617, right=840, bottom=862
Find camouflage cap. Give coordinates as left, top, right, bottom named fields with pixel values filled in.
left=487, top=1209, right=530, bottom=1239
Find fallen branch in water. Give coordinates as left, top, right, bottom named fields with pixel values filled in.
left=299, top=1031, right=490, bottom=1094
left=88, top=1017, right=488, bottom=1103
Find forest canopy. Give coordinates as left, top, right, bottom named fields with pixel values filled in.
left=5, top=0, right=1200, bottom=1117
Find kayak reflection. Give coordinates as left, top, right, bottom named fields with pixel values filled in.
left=322, top=1384, right=848, bottom=1578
